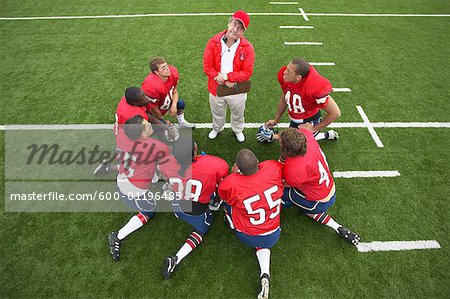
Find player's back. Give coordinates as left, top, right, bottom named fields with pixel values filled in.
left=219, top=160, right=284, bottom=236
left=284, top=129, right=334, bottom=201
left=115, top=96, right=148, bottom=125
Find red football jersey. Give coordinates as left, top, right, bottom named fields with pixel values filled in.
left=283, top=128, right=335, bottom=201
left=142, top=65, right=179, bottom=116
left=218, top=160, right=284, bottom=236
left=278, top=66, right=333, bottom=121
left=115, top=131, right=170, bottom=190
left=160, top=155, right=229, bottom=204
left=115, top=96, right=148, bottom=125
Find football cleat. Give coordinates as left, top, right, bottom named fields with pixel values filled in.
left=108, top=232, right=122, bottom=262
left=178, top=121, right=196, bottom=129
left=258, top=273, right=270, bottom=299
left=327, top=130, right=339, bottom=140
left=93, top=159, right=110, bottom=175
left=257, top=125, right=275, bottom=143
left=338, top=226, right=360, bottom=245
left=162, top=256, right=178, bottom=280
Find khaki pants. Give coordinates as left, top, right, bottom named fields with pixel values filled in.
left=209, top=93, right=247, bottom=133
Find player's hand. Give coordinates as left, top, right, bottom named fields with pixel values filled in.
left=231, top=163, right=239, bottom=173
left=214, top=73, right=226, bottom=85
left=265, top=119, right=277, bottom=128
left=298, top=122, right=314, bottom=132
left=169, top=105, right=177, bottom=117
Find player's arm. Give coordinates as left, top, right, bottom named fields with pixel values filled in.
left=266, top=93, right=287, bottom=128
left=149, top=106, right=163, bottom=120
left=312, top=96, right=340, bottom=132
left=169, top=87, right=179, bottom=117
left=203, top=40, right=219, bottom=79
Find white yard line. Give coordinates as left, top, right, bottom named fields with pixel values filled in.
left=310, top=62, right=335, bottom=66
left=332, top=87, right=351, bottom=92
left=356, top=106, right=384, bottom=148
left=270, top=1, right=299, bottom=4
left=285, top=42, right=323, bottom=45
left=298, top=8, right=309, bottom=21
left=2, top=122, right=450, bottom=130
left=1, top=12, right=449, bottom=21
left=333, top=171, right=400, bottom=178
left=279, top=25, right=314, bottom=29
left=357, top=240, right=441, bottom=253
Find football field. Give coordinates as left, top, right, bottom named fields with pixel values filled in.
left=1, top=0, right=449, bottom=298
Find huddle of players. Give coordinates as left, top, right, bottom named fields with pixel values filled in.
left=105, top=57, right=359, bottom=299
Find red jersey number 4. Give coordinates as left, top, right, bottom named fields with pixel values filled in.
left=243, top=185, right=282, bottom=226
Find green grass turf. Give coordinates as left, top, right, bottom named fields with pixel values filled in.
left=1, top=0, right=450, bottom=298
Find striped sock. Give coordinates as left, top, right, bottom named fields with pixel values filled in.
left=176, top=231, right=203, bottom=263
left=308, top=212, right=341, bottom=233
left=117, top=213, right=148, bottom=240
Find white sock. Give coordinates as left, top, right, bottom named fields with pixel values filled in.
left=176, top=243, right=193, bottom=263
left=176, top=113, right=186, bottom=124
left=117, top=215, right=145, bottom=240
left=256, top=248, right=271, bottom=277
left=327, top=218, right=341, bottom=233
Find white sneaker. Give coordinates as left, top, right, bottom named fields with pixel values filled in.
left=235, top=132, right=245, bottom=143
left=178, top=121, right=196, bottom=129
left=208, top=129, right=223, bottom=140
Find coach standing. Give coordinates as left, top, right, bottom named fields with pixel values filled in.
left=203, top=10, right=255, bottom=143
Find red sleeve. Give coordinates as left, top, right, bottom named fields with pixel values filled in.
left=215, top=158, right=230, bottom=183
left=159, top=156, right=181, bottom=179
left=227, top=43, right=255, bottom=82
left=203, top=39, right=219, bottom=79
left=142, top=76, right=161, bottom=110
left=311, top=77, right=333, bottom=104
left=277, top=66, right=286, bottom=87
left=218, top=176, right=236, bottom=206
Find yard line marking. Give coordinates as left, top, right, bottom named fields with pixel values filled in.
left=310, top=62, right=335, bottom=66
left=285, top=42, right=323, bottom=45
left=357, top=106, right=384, bottom=147
left=332, top=87, right=351, bottom=92
left=308, top=13, right=450, bottom=17
left=357, top=240, right=441, bottom=253
left=270, top=1, right=299, bottom=4
left=1, top=13, right=449, bottom=22
left=333, top=171, right=400, bottom=178
left=279, top=25, right=314, bottom=29
left=2, top=122, right=450, bottom=131
left=298, top=8, right=309, bottom=21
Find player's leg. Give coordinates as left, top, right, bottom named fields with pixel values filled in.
left=163, top=208, right=212, bottom=279
left=175, top=99, right=195, bottom=128
left=228, top=93, right=247, bottom=142
left=108, top=211, right=155, bottom=261
left=208, top=93, right=227, bottom=139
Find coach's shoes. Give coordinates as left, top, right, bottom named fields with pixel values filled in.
left=178, top=121, right=196, bottom=129
left=163, top=256, right=178, bottom=280
left=338, top=226, right=360, bottom=245
left=326, top=130, right=339, bottom=140
left=93, top=159, right=110, bottom=175
left=208, top=128, right=223, bottom=140
left=235, top=132, right=245, bottom=143
left=108, top=232, right=122, bottom=262
left=258, top=273, right=270, bottom=299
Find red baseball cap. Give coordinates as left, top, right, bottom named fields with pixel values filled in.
left=232, top=10, right=250, bottom=30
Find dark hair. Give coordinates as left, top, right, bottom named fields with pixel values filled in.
left=290, top=58, right=310, bottom=77
left=173, top=137, right=195, bottom=176
left=123, top=115, right=145, bottom=140
left=236, top=149, right=258, bottom=175
left=149, top=57, right=166, bottom=74
left=280, top=128, right=307, bottom=158
left=125, top=87, right=143, bottom=106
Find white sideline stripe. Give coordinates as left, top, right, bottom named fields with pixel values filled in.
left=308, top=13, right=450, bottom=17
left=332, top=87, right=351, bottom=92
left=1, top=12, right=449, bottom=21
left=279, top=25, right=314, bottom=29
left=357, top=106, right=384, bottom=148
left=2, top=122, right=450, bottom=131
left=333, top=171, right=400, bottom=178
left=357, top=240, right=441, bottom=253
left=310, top=62, right=335, bottom=66
left=285, top=42, right=323, bottom=45
left=299, top=8, right=309, bottom=21
left=270, top=2, right=299, bottom=4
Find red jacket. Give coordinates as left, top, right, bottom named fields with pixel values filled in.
left=203, top=30, right=255, bottom=96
